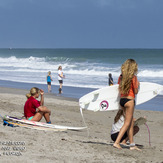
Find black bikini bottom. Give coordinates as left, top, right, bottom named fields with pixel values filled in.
left=120, top=98, right=135, bottom=107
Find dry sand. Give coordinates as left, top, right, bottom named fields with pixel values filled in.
left=0, top=87, right=163, bottom=163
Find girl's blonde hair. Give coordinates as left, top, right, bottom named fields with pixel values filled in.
left=26, top=87, right=40, bottom=99
left=119, top=59, right=138, bottom=95
left=48, top=71, right=51, bottom=75
left=114, top=109, right=125, bottom=123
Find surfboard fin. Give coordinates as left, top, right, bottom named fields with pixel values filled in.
left=153, top=90, right=158, bottom=95
left=80, top=101, right=90, bottom=109
left=92, top=92, right=99, bottom=101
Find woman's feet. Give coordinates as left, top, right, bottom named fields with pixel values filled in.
left=113, top=143, right=141, bottom=151
left=113, top=143, right=122, bottom=149
left=130, top=146, right=141, bottom=151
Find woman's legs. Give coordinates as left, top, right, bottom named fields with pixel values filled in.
left=48, top=85, right=51, bottom=92
left=125, top=104, right=141, bottom=150
left=121, top=125, right=139, bottom=145
left=47, top=84, right=48, bottom=92
left=59, top=83, right=62, bottom=94
left=128, top=121, right=141, bottom=151
left=30, top=112, right=43, bottom=122
left=60, top=83, right=62, bottom=89
left=43, top=112, right=50, bottom=122
left=113, top=100, right=135, bottom=149
left=127, top=115, right=134, bottom=144
left=30, top=111, right=51, bottom=123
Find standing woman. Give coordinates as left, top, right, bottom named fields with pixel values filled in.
left=58, top=66, right=65, bottom=94
left=113, top=59, right=140, bottom=150
left=47, top=71, right=53, bottom=92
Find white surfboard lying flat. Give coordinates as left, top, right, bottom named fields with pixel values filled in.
left=7, top=121, right=67, bottom=131
left=79, top=82, right=163, bottom=111
left=5, top=116, right=87, bottom=130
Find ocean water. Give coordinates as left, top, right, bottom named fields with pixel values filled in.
left=0, top=48, right=163, bottom=111
left=0, top=48, right=163, bottom=90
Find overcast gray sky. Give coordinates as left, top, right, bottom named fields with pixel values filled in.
left=0, top=0, right=163, bottom=48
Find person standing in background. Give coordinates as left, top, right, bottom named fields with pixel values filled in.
left=47, top=71, right=53, bottom=92
left=108, top=73, right=114, bottom=86
left=58, top=66, right=65, bottom=94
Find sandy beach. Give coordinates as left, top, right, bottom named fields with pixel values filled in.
left=0, top=87, right=163, bottom=163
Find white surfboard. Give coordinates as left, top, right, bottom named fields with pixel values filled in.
left=5, top=121, right=67, bottom=131
left=4, top=116, right=87, bottom=131
left=79, top=82, right=163, bottom=111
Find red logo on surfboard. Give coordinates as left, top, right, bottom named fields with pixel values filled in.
left=100, top=100, right=109, bottom=110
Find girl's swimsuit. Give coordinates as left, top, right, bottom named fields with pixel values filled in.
left=120, top=98, right=135, bottom=107
left=28, top=116, right=34, bottom=120
left=47, top=76, right=51, bottom=85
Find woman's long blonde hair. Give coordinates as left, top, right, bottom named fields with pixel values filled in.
left=119, top=59, right=138, bottom=95
left=26, top=87, right=40, bottom=99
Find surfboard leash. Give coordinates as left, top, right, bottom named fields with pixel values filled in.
left=144, top=123, right=151, bottom=146
left=80, top=108, right=90, bottom=137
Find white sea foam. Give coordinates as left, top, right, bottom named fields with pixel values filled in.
left=0, top=56, right=163, bottom=88
left=139, top=70, right=163, bottom=77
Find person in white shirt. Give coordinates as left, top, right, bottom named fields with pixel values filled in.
left=58, top=66, right=65, bottom=94
left=111, top=109, right=140, bottom=149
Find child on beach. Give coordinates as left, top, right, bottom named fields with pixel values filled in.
left=24, top=87, right=51, bottom=123
left=47, top=71, right=53, bottom=92
left=113, top=59, right=140, bottom=150
left=108, top=73, right=114, bottom=86
left=111, top=109, right=139, bottom=146
left=58, top=66, right=65, bottom=94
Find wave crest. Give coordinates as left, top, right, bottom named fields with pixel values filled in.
left=0, top=55, right=163, bottom=88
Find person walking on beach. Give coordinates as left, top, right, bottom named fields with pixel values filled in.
left=58, top=66, right=65, bottom=94
left=47, top=71, right=53, bottom=92
left=24, top=87, right=51, bottom=123
left=108, top=73, right=114, bottom=86
left=113, top=59, right=140, bottom=150
left=111, top=109, right=139, bottom=146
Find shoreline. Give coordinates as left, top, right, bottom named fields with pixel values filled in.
left=0, top=79, right=96, bottom=99
left=0, top=86, right=163, bottom=162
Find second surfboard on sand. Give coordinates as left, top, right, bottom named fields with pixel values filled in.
left=4, top=115, right=87, bottom=131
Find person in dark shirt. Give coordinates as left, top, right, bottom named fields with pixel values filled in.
left=108, top=73, right=113, bottom=86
